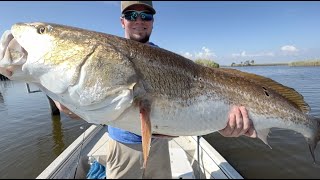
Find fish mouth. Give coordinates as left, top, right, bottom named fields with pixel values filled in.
left=11, top=23, right=28, bottom=41
left=10, top=22, right=51, bottom=68
left=11, top=22, right=43, bottom=51
left=0, top=30, right=14, bottom=60
left=10, top=23, right=30, bottom=58
left=7, top=33, right=28, bottom=64
left=0, top=29, right=28, bottom=78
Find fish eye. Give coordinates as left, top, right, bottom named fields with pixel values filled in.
left=37, top=26, right=46, bottom=34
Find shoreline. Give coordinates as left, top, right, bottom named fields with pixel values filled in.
left=224, top=61, right=320, bottom=67
left=228, top=63, right=288, bottom=67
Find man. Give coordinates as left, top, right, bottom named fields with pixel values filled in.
left=105, top=1, right=256, bottom=178
left=55, top=2, right=256, bottom=178
left=0, top=1, right=256, bottom=178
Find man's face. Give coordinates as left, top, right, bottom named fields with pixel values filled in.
left=121, top=5, right=154, bottom=43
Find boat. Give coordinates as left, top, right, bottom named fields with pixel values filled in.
left=37, top=124, right=243, bottom=179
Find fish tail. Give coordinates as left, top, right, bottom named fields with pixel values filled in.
left=307, top=117, right=320, bottom=164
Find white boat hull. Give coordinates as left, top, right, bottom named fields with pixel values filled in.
left=37, top=124, right=243, bottom=179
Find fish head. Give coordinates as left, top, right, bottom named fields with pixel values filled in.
left=11, top=22, right=139, bottom=121
left=11, top=22, right=55, bottom=59
left=10, top=22, right=97, bottom=94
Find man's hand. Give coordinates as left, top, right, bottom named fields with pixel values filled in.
left=53, top=100, right=81, bottom=119
left=218, top=105, right=257, bottom=138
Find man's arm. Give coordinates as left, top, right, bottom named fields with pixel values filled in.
left=53, top=100, right=81, bottom=119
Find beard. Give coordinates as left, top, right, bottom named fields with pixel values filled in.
left=129, top=33, right=151, bottom=43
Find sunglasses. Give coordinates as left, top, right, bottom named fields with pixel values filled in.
left=122, top=10, right=154, bottom=21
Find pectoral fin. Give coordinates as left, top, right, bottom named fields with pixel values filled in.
left=140, top=100, right=152, bottom=169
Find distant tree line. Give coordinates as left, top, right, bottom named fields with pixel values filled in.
left=194, top=59, right=219, bottom=68
left=231, top=60, right=255, bottom=67
left=289, top=60, right=320, bottom=66
left=229, top=59, right=320, bottom=67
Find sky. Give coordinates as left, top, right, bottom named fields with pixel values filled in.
left=0, top=1, right=319, bottom=66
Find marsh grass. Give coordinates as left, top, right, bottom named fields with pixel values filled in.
left=289, top=60, right=320, bottom=66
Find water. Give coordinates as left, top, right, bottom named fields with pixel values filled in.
left=0, top=81, right=90, bottom=178
left=204, top=66, right=320, bottom=179
left=0, top=66, right=319, bottom=178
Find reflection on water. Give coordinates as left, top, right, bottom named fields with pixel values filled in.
left=0, top=92, right=3, bottom=103
left=51, top=115, right=65, bottom=156
left=0, top=81, right=89, bottom=178
left=0, top=80, right=13, bottom=89
left=0, top=81, right=13, bottom=113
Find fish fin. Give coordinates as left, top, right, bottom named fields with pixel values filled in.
left=128, top=82, right=137, bottom=90
left=257, top=128, right=272, bottom=149
left=307, top=117, right=320, bottom=164
left=112, top=89, right=133, bottom=110
left=307, top=140, right=317, bottom=164
left=218, top=68, right=310, bottom=113
left=139, top=99, right=152, bottom=169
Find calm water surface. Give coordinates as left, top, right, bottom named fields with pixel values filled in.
left=0, top=66, right=319, bottom=178
left=204, top=66, right=320, bottom=179
left=0, top=82, right=90, bottom=178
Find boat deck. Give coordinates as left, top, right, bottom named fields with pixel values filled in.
left=37, top=125, right=243, bottom=179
